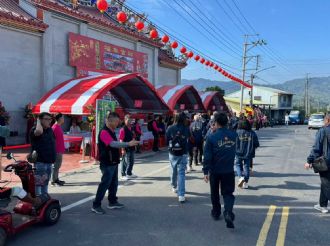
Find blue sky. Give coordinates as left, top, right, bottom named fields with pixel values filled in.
left=126, top=0, right=330, bottom=84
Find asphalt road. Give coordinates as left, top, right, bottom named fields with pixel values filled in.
left=6, top=125, right=330, bottom=246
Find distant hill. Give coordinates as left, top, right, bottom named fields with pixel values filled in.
left=181, top=76, right=330, bottom=108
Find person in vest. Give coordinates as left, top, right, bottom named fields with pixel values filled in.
left=92, top=112, right=139, bottom=215
left=51, top=113, right=66, bottom=186
left=203, top=113, right=237, bottom=228
left=235, top=119, right=260, bottom=189
left=30, top=112, right=56, bottom=196
left=166, top=112, right=190, bottom=203
left=148, top=115, right=160, bottom=152
left=120, top=115, right=137, bottom=180
left=305, top=113, right=330, bottom=213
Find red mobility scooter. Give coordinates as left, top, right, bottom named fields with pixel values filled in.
left=0, top=153, right=61, bottom=245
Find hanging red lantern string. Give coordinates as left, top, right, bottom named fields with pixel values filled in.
left=194, top=55, right=200, bottom=61
left=135, top=21, right=144, bottom=31
left=200, top=58, right=205, bottom=64
left=97, top=0, right=108, bottom=13
left=180, top=47, right=187, bottom=54
left=171, top=41, right=178, bottom=49
left=117, top=11, right=127, bottom=23
left=187, top=51, right=194, bottom=58
left=149, top=29, right=158, bottom=39
left=162, top=35, right=170, bottom=44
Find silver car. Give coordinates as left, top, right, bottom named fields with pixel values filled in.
left=308, top=114, right=324, bottom=129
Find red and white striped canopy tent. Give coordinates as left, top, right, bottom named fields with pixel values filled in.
left=156, top=85, right=205, bottom=112
left=199, top=91, right=229, bottom=113
left=33, top=73, right=169, bottom=115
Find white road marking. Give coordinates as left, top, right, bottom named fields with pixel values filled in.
left=61, top=164, right=169, bottom=212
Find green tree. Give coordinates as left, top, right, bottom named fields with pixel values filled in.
left=205, top=86, right=224, bottom=95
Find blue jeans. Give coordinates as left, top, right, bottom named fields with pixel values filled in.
left=169, top=154, right=187, bottom=196
left=235, top=158, right=251, bottom=182
left=93, top=164, right=118, bottom=208
left=34, top=162, right=52, bottom=196
left=121, top=149, right=135, bottom=176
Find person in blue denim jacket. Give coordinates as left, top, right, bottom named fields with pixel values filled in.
left=305, top=113, right=330, bottom=213
left=203, top=113, right=237, bottom=228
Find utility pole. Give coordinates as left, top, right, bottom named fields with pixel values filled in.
left=239, top=35, right=266, bottom=111
left=250, top=55, right=260, bottom=107
left=305, top=74, right=310, bottom=116
left=239, top=35, right=248, bottom=112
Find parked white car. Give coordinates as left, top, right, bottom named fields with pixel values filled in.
left=308, top=114, right=325, bottom=129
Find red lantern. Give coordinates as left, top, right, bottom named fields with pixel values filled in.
left=135, top=21, right=144, bottom=31
left=214, top=65, right=219, bottom=70
left=97, top=0, right=108, bottom=13
left=187, top=51, right=194, bottom=58
left=162, top=35, right=170, bottom=43
left=180, top=47, right=187, bottom=54
left=194, top=55, right=200, bottom=61
left=117, top=11, right=127, bottom=23
left=200, top=58, right=205, bottom=64
left=205, top=61, right=210, bottom=66
left=171, top=41, right=178, bottom=49
left=218, top=67, right=223, bottom=73
left=150, top=29, right=158, bottom=39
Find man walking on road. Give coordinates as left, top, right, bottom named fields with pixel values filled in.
left=189, top=114, right=205, bottom=168
left=166, top=112, right=190, bottom=203
left=120, top=115, right=137, bottom=180
left=203, top=113, right=237, bottom=228
left=305, top=113, right=330, bottom=214
left=51, top=113, right=66, bottom=186
left=92, top=112, right=139, bottom=214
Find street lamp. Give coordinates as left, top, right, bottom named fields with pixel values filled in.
left=249, top=66, right=276, bottom=107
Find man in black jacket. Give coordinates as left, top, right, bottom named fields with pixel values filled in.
left=203, top=113, right=237, bottom=228
left=92, top=112, right=139, bottom=215
left=305, top=113, right=330, bottom=213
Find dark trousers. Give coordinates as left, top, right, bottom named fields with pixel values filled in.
left=93, top=164, right=118, bottom=208
left=121, top=149, right=135, bottom=176
left=319, top=171, right=330, bottom=207
left=153, top=133, right=159, bottom=151
left=188, top=142, right=203, bottom=166
left=209, top=172, right=235, bottom=215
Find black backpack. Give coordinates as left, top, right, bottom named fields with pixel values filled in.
left=169, top=130, right=186, bottom=156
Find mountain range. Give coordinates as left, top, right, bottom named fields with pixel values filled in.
left=181, top=76, right=330, bottom=108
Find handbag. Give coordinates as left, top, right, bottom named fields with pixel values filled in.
left=312, top=131, right=329, bottom=173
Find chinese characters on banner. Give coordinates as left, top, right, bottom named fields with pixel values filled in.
left=69, top=33, right=148, bottom=78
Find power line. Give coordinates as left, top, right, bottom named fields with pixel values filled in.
left=169, top=0, right=242, bottom=58
left=119, top=0, right=242, bottom=74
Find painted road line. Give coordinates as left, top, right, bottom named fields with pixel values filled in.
left=276, top=207, right=290, bottom=246
left=61, top=164, right=169, bottom=212
left=256, top=205, right=277, bottom=246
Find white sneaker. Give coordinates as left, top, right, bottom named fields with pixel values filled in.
left=242, top=182, right=249, bottom=189
left=127, top=174, right=137, bottom=179
left=237, top=177, right=245, bottom=188
left=172, top=187, right=178, bottom=193
left=314, top=204, right=328, bottom=214
left=121, top=176, right=129, bottom=181
left=186, top=166, right=192, bottom=173
left=178, top=196, right=186, bottom=203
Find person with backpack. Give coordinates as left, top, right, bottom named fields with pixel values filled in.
left=203, top=113, right=237, bottom=228
left=305, top=113, right=330, bottom=213
left=148, top=115, right=160, bottom=152
left=166, top=112, right=191, bottom=203
left=236, top=119, right=260, bottom=189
